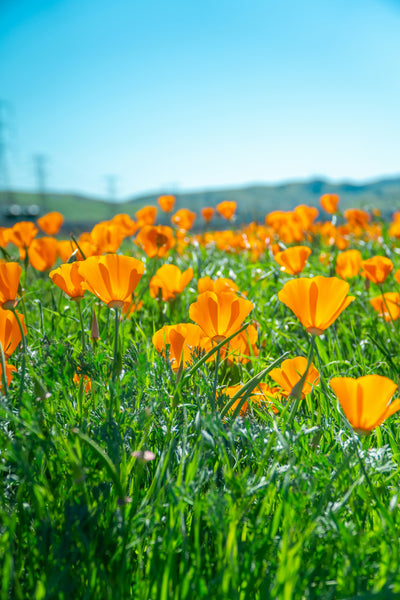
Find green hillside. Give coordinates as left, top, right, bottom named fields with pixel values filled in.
left=1, top=176, right=399, bottom=227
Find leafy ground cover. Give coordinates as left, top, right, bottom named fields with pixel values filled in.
left=1, top=200, right=400, bottom=599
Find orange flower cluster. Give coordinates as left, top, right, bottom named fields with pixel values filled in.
left=50, top=254, right=145, bottom=309
left=153, top=278, right=256, bottom=372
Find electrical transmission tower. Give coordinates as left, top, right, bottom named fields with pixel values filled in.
left=34, top=154, right=48, bottom=214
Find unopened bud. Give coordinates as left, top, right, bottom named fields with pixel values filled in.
left=91, top=309, right=100, bottom=341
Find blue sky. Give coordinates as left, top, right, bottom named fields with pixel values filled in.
left=1, top=0, right=400, bottom=199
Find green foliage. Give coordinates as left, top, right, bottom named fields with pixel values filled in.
left=1, top=227, right=400, bottom=599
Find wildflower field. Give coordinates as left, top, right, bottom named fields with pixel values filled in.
left=2, top=195, right=400, bottom=599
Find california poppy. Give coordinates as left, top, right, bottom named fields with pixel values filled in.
left=361, top=256, right=393, bottom=285
left=189, top=291, right=254, bottom=343
left=90, top=222, right=125, bottom=254
left=0, top=262, right=22, bottom=309
left=197, top=276, right=239, bottom=294
left=73, top=373, right=92, bottom=393
left=135, top=205, right=157, bottom=227
left=320, top=194, right=339, bottom=214
left=278, top=276, right=355, bottom=336
left=221, top=323, right=259, bottom=364
left=219, top=384, right=249, bottom=416
left=293, top=205, right=318, bottom=231
left=171, top=208, right=197, bottom=231
left=49, top=263, right=87, bottom=301
left=335, top=249, right=362, bottom=280
left=78, top=254, right=145, bottom=309
left=149, top=264, right=193, bottom=301
left=37, top=211, right=64, bottom=235
left=28, top=237, right=59, bottom=272
left=152, top=323, right=211, bottom=371
left=274, top=246, right=312, bottom=275
left=269, top=356, right=319, bottom=398
left=247, top=382, right=282, bottom=413
left=201, top=207, right=215, bottom=223
left=157, top=195, right=176, bottom=213
left=57, top=240, right=76, bottom=263
left=216, top=201, right=237, bottom=220
left=135, top=225, right=175, bottom=258
left=330, top=375, right=400, bottom=434
left=395, top=269, right=400, bottom=285
left=344, top=209, right=370, bottom=228
left=0, top=308, right=27, bottom=358
left=370, top=292, right=400, bottom=322
left=8, top=221, right=38, bottom=255
left=110, top=213, right=139, bottom=236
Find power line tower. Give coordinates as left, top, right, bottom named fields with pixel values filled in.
left=34, top=153, right=48, bottom=214
left=105, top=174, right=119, bottom=218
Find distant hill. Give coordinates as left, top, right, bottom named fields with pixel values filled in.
left=1, top=176, right=399, bottom=228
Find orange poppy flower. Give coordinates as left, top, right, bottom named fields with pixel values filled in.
left=57, top=240, right=76, bottom=263
left=201, top=207, right=215, bottom=223
left=335, top=249, right=362, bottom=280
left=189, top=291, right=254, bottom=343
left=361, top=256, right=393, bottom=284
left=278, top=276, right=355, bottom=336
left=319, top=194, right=339, bottom=214
left=370, top=292, right=400, bottom=322
left=37, top=211, right=64, bottom=235
left=216, top=201, right=237, bottom=220
left=149, top=264, right=193, bottom=301
left=73, top=373, right=92, bottom=393
left=135, top=205, right=157, bottom=227
left=122, top=295, right=144, bottom=318
left=219, top=384, right=249, bottom=416
left=49, top=263, right=87, bottom=301
left=293, top=205, right=318, bottom=231
left=157, top=195, right=176, bottom=213
left=221, top=323, right=259, bottom=363
left=344, top=209, right=371, bottom=228
left=0, top=262, right=22, bottom=309
left=171, top=208, right=197, bottom=231
left=152, top=323, right=212, bottom=372
left=28, top=237, right=59, bottom=271
left=90, top=221, right=125, bottom=254
left=0, top=308, right=27, bottom=358
left=135, top=225, right=176, bottom=258
left=110, top=213, right=139, bottom=236
left=269, top=356, right=319, bottom=398
left=78, top=254, right=145, bottom=309
left=274, top=245, right=312, bottom=275
left=330, top=375, right=400, bottom=434
left=197, top=276, right=239, bottom=294
left=8, top=221, right=38, bottom=254
left=248, top=382, right=282, bottom=413
left=394, top=269, right=400, bottom=285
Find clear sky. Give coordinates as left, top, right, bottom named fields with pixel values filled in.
left=1, top=0, right=400, bottom=199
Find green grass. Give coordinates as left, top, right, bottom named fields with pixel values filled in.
left=1, top=223, right=400, bottom=599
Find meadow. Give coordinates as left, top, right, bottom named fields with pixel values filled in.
left=1, top=196, right=400, bottom=599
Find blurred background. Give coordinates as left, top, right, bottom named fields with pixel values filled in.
left=0, top=0, right=400, bottom=224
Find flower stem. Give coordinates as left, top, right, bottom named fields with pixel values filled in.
left=0, top=341, right=8, bottom=397
left=112, top=307, right=120, bottom=383
left=77, top=301, right=86, bottom=351
left=211, top=346, right=220, bottom=413
left=10, top=308, right=27, bottom=402
left=287, top=335, right=316, bottom=426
